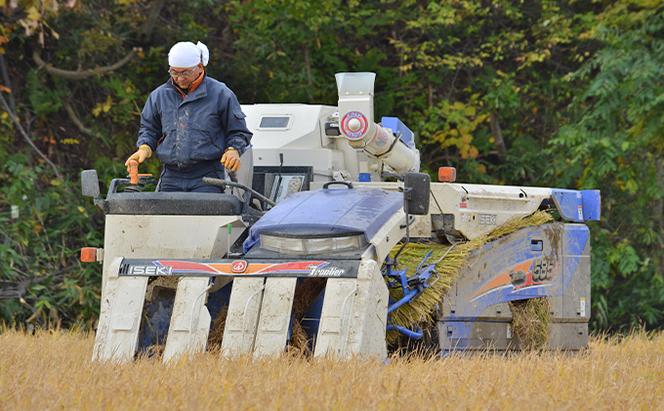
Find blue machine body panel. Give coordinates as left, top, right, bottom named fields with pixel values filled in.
left=551, top=189, right=585, bottom=222
left=381, top=116, right=415, bottom=149
left=462, top=224, right=589, bottom=312
left=439, top=223, right=591, bottom=351
left=243, top=187, right=403, bottom=252
left=581, top=189, right=601, bottom=221
left=552, top=189, right=601, bottom=222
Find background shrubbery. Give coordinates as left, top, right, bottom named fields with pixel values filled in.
left=0, top=0, right=662, bottom=331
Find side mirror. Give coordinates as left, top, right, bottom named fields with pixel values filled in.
left=81, top=169, right=101, bottom=199
left=404, top=172, right=430, bottom=215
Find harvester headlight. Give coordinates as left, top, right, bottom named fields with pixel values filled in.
left=260, top=235, right=306, bottom=253
left=259, top=233, right=365, bottom=255
left=332, top=235, right=362, bottom=250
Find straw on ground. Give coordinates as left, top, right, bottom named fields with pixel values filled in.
left=1, top=330, right=662, bottom=410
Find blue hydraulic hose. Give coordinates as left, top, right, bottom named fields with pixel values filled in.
left=387, top=324, right=423, bottom=340
left=387, top=288, right=419, bottom=314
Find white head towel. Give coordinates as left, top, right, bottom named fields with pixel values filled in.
left=168, top=41, right=209, bottom=68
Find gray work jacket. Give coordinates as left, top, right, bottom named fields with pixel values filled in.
left=136, top=76, right=252, bottom=170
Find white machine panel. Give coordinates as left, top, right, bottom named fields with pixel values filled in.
left=162, top=277, right=212, bottom=362
left=100, top=215, right=243, bottom=293
left=92, top=258, right=148, bottom=363
left=241, top=104, right=382, bottom=182
left=221, top=277, right=265, bottom=357
left=253, top=277, right=298, bottom=357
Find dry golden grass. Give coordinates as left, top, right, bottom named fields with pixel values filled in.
left=1, top=330, right=663, bottom=410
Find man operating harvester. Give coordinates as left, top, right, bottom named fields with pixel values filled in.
left=125, top=41, right=252, bottom=192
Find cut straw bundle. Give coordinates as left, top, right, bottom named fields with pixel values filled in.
left=509, top=298, right=551, bottom=350
left=387, top=210, right=553, bottom=344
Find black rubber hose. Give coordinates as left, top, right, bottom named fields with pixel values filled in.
left=202, top=177, right=276, bottom=207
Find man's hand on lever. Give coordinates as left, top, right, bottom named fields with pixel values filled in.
left=124, top=144, right=152, bottom=173
left=220, top=147, right=240, bottom=172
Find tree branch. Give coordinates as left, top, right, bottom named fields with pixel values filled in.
left=32, top=48, right=140, bottom=80
left=303, top=45, right=313, bottom=102
left=489, top=112, right=507, bottom=161
left=0, top=268, right=68, bottom=300
left=0, top=279, right=30, bottom=300
left=0, top=92, right=63, bottom=179
left=140, top=0, right=166, bottom=41
left=0, top=54, right=16, bottom=112
left=63, top=100, right=99, bottom=139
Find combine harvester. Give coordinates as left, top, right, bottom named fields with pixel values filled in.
left=81, top=73, right=600, bottom=362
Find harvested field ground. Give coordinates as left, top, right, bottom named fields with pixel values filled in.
left=1, top=330, right=663, bottom=410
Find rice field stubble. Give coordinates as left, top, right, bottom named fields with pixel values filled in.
left=1, top=330, right=663, bottom=410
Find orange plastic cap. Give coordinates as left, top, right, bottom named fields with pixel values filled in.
left=80, top=247, right=97, bottom=263
left=438, top=166, right=457, bottom=182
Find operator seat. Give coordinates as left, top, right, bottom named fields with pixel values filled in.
left=103, top=192, right=242, bottom=215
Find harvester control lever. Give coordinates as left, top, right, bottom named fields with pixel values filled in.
left=123, top=159, right=154, bottom=192
left=127, top=160, right=139, bottom=185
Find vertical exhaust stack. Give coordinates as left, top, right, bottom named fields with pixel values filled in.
left=335, top=72, right=419, bottom=175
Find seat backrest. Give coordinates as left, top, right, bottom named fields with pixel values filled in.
left=103, top=192, right=242, bottom=215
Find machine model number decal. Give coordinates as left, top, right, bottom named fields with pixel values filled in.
left=478, top=214, right=497, bottom=225
left=531, top=258, right=553, bottom=282
left=126, top=265, right=173, bottom=276
left=509, top=257, right=553, bottom=288
left=308, top=264, right=345, bottom=277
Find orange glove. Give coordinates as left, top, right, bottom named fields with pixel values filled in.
left=124, top=144, right=152, bottom=172
left=220, top=147, right=241, bottom=172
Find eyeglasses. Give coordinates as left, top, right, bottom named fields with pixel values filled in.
left=168, top=67, right=197, bottom=77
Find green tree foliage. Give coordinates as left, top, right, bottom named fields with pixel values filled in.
left=0, top=154, right=103, bottom=326
left=548, top=2, right=663, bottom=330
left=0, top=0, right=661, bottom=331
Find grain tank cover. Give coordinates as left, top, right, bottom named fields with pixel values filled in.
left=243, top=187, right=403, bottom=251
